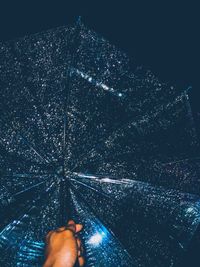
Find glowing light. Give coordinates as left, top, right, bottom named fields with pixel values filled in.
left=88, top=231, right=106, bottom=246
left=70, top=67, right=123, bottom=97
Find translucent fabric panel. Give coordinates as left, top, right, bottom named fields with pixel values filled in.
left=66, top=23, right=198, bottom=181
left=0, top=26, right=72, bottom=167
left=0, top=181, right=60, bottom=267
left=76, top=92, right=198, bottom=187
left=70, top=174, right=200, bottom=267
left=69, top=189, right=136, bottom=267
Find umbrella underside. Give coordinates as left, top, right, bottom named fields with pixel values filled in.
left=0, top=21, right=200, bottom=267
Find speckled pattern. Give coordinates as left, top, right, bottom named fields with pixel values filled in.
left=0, top=21, right=200, bottom=267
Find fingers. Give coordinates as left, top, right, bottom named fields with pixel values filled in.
left=77, top=236, right=85, bottom=266
left=66, top=219, right=83, bottom=234
left=78, top=256, right=85, bottom=267
left=66, top=220, right=76, bottom=233
left=55, top=219, right=83, bottom=233
left=45, top=230, right=53, bottom=242
left=76, top=223, right=83, bottom=233
left=77, top=238, right=83, bottom=256
left=65, top=221, right=85, bottom=266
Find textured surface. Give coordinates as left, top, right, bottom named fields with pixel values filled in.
left=0, top=21, right=200, bottom=266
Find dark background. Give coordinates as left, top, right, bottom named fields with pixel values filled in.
left=0, top=1, right=199, bottom=124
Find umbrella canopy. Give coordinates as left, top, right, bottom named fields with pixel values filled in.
left=0, top=19, right=200, bottom=267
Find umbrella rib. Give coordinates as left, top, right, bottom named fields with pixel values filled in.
left=63, top=19, right=82, bottom=155
left=69, top=91, right=190, bottom=172
left=18, top=134, right=50, bottom=163
left=162, top=156, right=200, bottom=166
left=0, top=138, right=45, bottom=168
left=0, top=118, right=50, bottom=164
left=14, top=52, right=56, bottom=149
left=3, top=173, right=51, bottom=178
left=0, top=181, right=56, bottom=259
left=58, top=18, right=82, bottom=225
left=70, top=187, right=135, bottom=263
left=69, top=178, right=112, bottom=199
left=12, top=179, right=50, bottom=198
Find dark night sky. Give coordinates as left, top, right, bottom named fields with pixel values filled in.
left=0, top=2, right=199, bottom=113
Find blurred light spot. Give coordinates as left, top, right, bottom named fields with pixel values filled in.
left=88, top=231, right=106, bottom=246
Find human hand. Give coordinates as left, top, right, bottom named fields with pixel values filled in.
left=43, top=220, right=85, bottom=267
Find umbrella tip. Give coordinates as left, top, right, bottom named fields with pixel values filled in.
left=77, top=16, right=82, bottom=25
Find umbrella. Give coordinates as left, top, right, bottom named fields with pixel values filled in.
left=0, top=18, right=200, bottom=267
